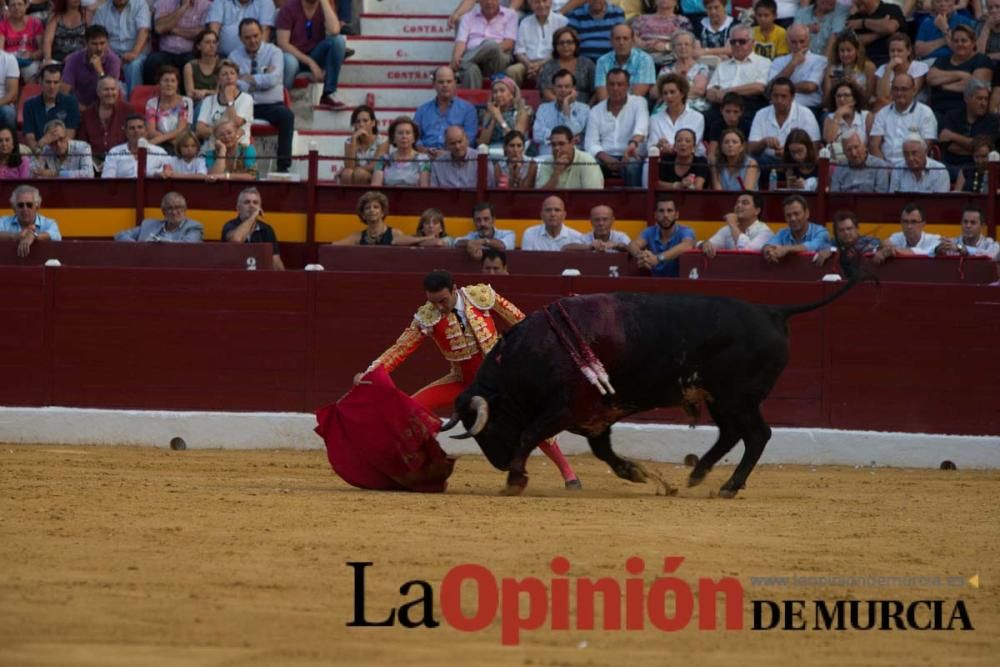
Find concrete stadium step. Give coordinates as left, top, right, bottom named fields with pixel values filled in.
left=332, top=85, right=436, bottom=109
left=363, top=0, right=446, bottom=14
left=347, top=36, right=453, bottom=61
left=339, top=60, right=443, bottom=85
left=311, top=106, right=417, bottom=132
left=292, top=131, right=349, bottom=181
left=361, top=13, right=451, bottom=38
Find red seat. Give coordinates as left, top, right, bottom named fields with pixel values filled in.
left=129, top=84, right=158, bottom=116
left=521, top=89, right=540, bottom=110
left=16, top=82, right=41, bottom=129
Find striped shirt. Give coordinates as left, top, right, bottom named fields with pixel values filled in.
left=567, top=3, right=626, bottom=62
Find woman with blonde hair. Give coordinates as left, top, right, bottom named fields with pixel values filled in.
left=478, top=76, right=532, bottom=149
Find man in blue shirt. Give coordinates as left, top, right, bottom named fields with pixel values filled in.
left=455, top=201, right=517, bottom=261
left=566, top=0, right=625, bottom=62
left=22, top=65, right=81, bottom=154
left=414, top=66, right=478, bottom=157
left=532, top=68, right=589, bottom=155
left=763, top=194, right=831, bottom=264
left=0, top=185, right=62, bottom=258
left=628, top=197, right=696, bottom=277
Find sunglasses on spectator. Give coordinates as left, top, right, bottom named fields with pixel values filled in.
left=16, top=202, right=36, bottom=209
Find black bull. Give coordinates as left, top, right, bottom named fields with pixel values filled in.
left=445, top=281, right=858, bottom=497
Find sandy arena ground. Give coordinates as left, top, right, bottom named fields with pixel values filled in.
left=0, top=444, right=997, bottom=666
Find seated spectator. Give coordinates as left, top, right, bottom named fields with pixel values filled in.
left=648, top=73, right=704, bottom=159
left=874, top=33, right=927, bottom=111
left=822, top=30, right=876, bottom=104
left=340, top=105, right=387, bottom=185
left=705, top=92, right=752, bottom=160
left=145, top=66, right=194, bottom=153
left=455, top=201, right=516, bottom=260
left=522, top=195, right=586, bottom=250
left=762, top=194, right=831, bottom=263
left=705, top=24, right=771, bottom=119
left=415, top=208, right=456, bottom=248
left=450, top=0, right=518, bottom=89
left=372, top=117, right=431, bottom=187
left=813, top=209, right=880, bottom=264
left=195, top=59, right=253, bottom=147
left=144, top=0, right=212, bottom=85
left=937, top=206, right=1000, bottom=259
left=101, top=114, right=172, bottom=178
left=183, top=29, right=222, bottom=111
left=753, top=0, right=789, bottom=60
left=656, top=127, right=708, bottom=189
left=563, top=204, right=630, bottom=252
left=977, top=0, right=1000, bottom=64
left=77, top=75, right=131, bottom=166
left=768, top=23, right=826, bottom=112
left=584, top=69, right=647, bottom=186
left=162, top=130, right=208, bottom=178
left=231, top=18, right=294, bottom=173
left=533, top=69, right=589, bottom=156
left=30, top=119, right=94, bottom=178
left=593, top=24, right=656, bottom=101
left=491, top=129, right=538, bottom=188
left=42, top=0, right=87, bottom=65
left=698, top=192, right=773, bottom=257
left=869, top=73, right=937, bottom=162
left=414, top=66, right=478, bottom=158
left=62, top=25, right=122, bottom=110
left=208, top=0, right=275, bottom=58
left=844, top=0, right=904, bottom=64
left=712, top=127, right=759, bottom=190
left=277, top=0, right=347, bottom=109
left=627, top=196, right=695, bottom=276
left=889, top=133, right=950, bottom=192
left=205, top=119, right=256, bottom=179
left=222, top=186, right=285, bottom=269
left=507, top=0, right=568, bottom=87
left=449, top=0, right=525, bottom=31
left=694, top=0, right=734, bottom=58
left=781, top=128, right=819, bottom=190
left=0, top=127, right=30, bottom=179
left=566, top=0, right=625, bottom=62
left=632, top=0, right=690, bottom=67
left=830, top=130, right=891, bottom=192
left=332, top=190, right=425, bottom=246
left=794, top=0, right=847, bottom=57
left=537, top=124, right=605, bottom=187
left=481, top=246, right=509, bottom=274
left=915, top=0, right=975, bottom=61
left=657, top=30, right=710, bottom=112
left=748, top=77, right=821, bottom=172
left=873, top=203, right=942, bottom=261
left=926, top=24, right=992, bottom=119
left=0, top=49, right=16, bottom=129
left=22, top=64, right=81, bottom=154
left=938, top=79, right=998, bottom=169
left=93, top=0, right=151, bottom=95
left=538, top=26, right=596, bottom=103
left=478, top=77, right=532, bottom=149
left=431, top=126, right=477, bottom=187
left=954, top=134, right=994, bottom=192
left=823, top=79, right=872, bottom=162
left=0, top=0, right=44, bottom=81
left=114, top=192, right=204, bottom=242
left=0, top=185, right=61, bottom=257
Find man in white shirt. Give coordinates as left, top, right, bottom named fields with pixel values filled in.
left=0, top=50, right=19, bottom=131
left=506, top=0, right=568, bottom=87
left=888, top=134, right=950, bottom=194
left=521, top=196, right=585, bottom=250
left=767, top=23, right=826, bottom=111
left=699, top=192, right=774, bottom=258
left=562, top=205, right=630, bottom=252
left=101, top=114, right=170, bottom=178
left=532, top=68, right=589, bottom=155
left=705, top=24, right=771, bottom=120
left=583, top=68, right=648, bottom=186
left=874, top=203, right=943, bottom=263
left=748, top=77, right=821, bottom=172
left=869, top=73, right=937, bottom=163
left=936, top=206, right=1000, bottom=260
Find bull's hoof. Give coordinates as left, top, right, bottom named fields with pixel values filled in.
left=564, top=478, right=583, bottom=490
left=616, top=462, right=647, bottom=483
left=717, top=486, right=739, bottom=499
left=688, top=469, right=707, bottom=487
left=500, top=484, right=526, bottom=496
left=501, top=473, right=528, bottom=496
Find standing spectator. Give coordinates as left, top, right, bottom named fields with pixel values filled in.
left=430, top=125, right=478, bottom=188
left=490, top=129, right=538, bottom=188
left=42, top=0, right=88, bottom=65
left=144, top=0, right=212, bottom=85
left=869, top=73, right=937, bottom=162
left=768, top=23, right=827, bottom=112
left=762, top=194, right=831, bottom=264
left=693, top=0, right=733, bottom=58
left=938, top=79, right=998, bottom=169
left=521, top=195, right=586, bottom=250
left=752, top=0, right=789, bottom=60
left=222, top=186, right=285, bottom=269
left=533, top=68, right=589, bottom=155
left=658, top=31, right=710, bottom=112
left=77, top=75, right=132, bottom=165
left=705, top=24, right=771, bottom=120
left=874, top=33, right=927, bottom=111
left=563, top=204, right=631, bottom=252
left=195, top=59, right=253, bottom=146
left=114, top=191, right=204, bottom=242
left=145, top=65, right=194, bottom=153
left=183, top=29, right=221, bottom=106
left=822, top=30, right=876, bottom=104
left=915, top=0, right=976, bottom=61
left=593, top=24, right=655, bottom=101
left=340, top=105, right=386, bottom=185
left=632, top=0, right=691, bottom=68
left=0, top=185, right=62, bottom=258
left=656, top=127, right=708, bottom=189
left=794, top=0, right=847, bottom=57
left=627, top=196, right=695, bottom=276
left=711, top=127, right=759, bottom=190
left=276, top=0, right=347, bottom=109
left=450, top=0, right=519, bottom=89
left=208, top=0, right=276, bottom=58
left=507, top=0, right=568, bottom=87
left=230, top=18, right=293, bottom=173
left=92, top=0, right=151, bottom=96
left=101, top=114, right=172, bottom=177
left=537, top=124, right=604, bottom=187
left=822, top=79, right=872, bottom=162
left=30, top=119, right=94, bottom=177
left=477, top=76, right=532, bottom=149
left=205, top=118, right=257, bottom=179
left=538, top=26, right=596, bottom=103
left=0, top=49, right=17, bottom=130
left=566, top=0, right=625, bottom=62
left=889, top=134, right=951, bottom=192
left=699, top=193, right=773, bottom=257
left=414, top=66, right=478, bottom=158
left=747, top=77, right=821, bottom=172
left=584, top=68, right=648, bottom=186
left=371, top=116, right=431, bottom=187
left=926, top=24, right=993, bottom=119
left=61, top=25, right=121, bottom=109
left=22, top=64, right=81, bottom=153
left=873, top=203, right=942, bottom=261
left=829, top=130, right=891, bottom=192
left=0, top=127, right=30, bottom=179
left=648, top=73, right=704, bottom=157
left=0, top=0, right=44, bottom=81
left=455, top=201, right=517, bottom=260
left=844, top=0, right=904, bottom=64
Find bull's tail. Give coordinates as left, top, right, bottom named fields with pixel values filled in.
left=776, top=277, right=858, bottom=319
left=774, top=242, right=876, bottom=319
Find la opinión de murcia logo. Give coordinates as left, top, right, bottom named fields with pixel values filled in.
left=347, top=557, right=975, bottom=645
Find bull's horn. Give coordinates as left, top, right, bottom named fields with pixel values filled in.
left=440, top=414, right=461, bottom=431
left=468, top=396, right=489, bottom=435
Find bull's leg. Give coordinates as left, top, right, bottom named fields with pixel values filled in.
left=501, top=450, right=531, bottom=496
left=689, top=404, right=742, bottom=488
left=718, top=403, right=772, bottom=498
left=587, top=429, right=648, bottom=483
